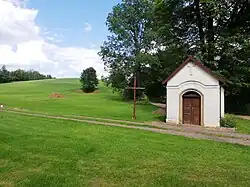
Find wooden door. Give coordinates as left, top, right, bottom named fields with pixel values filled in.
left=183, top=92, right=201, bottom=125
left=183, top=98, right=192, bottom=124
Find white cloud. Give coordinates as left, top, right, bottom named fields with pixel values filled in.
left=0, top=0, right=40, bottom=45
left=43, top=43, right=105, bottom=78
left=42, top=28, right=64, bottom=43
left=83, top=22, right=92, bottom=32
left=0, top=0, right=106, bottom=78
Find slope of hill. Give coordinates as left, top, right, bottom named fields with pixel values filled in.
left=1, top=80, right=250, bottom=187
left=0, top=78, right=158, bottom=121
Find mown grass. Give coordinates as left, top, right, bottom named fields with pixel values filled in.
left=0, top=79, right=158, bottom=122
left=2, top=78, right=250, bottom=133
left=235, top=118, right=250, bottom=134
left=0, top=112, right=250, bottom=187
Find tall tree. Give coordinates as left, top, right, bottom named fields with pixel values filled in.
left=98, top=0, right=157, bottom=95
left=154, top=0, right=250, bottom=112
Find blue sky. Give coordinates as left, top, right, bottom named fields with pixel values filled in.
left=0, top=0, right=123, bottom=78
left=27, top=0, right=121, bottom=48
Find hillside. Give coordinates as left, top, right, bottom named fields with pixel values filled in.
left=0, top=79, right=158, bottom=121
left=1, top=80, right=250, bottom=187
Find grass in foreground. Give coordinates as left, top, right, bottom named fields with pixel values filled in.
left=0, top=79, right=158, bottom=121
left=1, top=112, right=250, bottom=187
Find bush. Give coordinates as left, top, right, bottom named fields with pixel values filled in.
left=80, top=67, right=98, bottom=93
left=122, top=89, right=144, bottom=100
left=220, top=114, right=236, bottom=128
left=137, top=94, right=150, bottom=105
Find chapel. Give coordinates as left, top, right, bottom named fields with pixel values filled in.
left=163, top=56, right=225, bottom=127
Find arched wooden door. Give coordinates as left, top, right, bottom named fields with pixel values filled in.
left=182, top=91, right=201, bottom=125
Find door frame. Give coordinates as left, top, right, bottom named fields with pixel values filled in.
left=179, top=89, right=204, bottom=126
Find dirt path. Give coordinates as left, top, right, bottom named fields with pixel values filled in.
left=152, top=122, right=250, bottom=140
left=3, top=109, right=250, bottom=146
left=69, top=114, right=151, bottom=126
left=7, top=107, right=246, bottom=139
left=236, top=115, right=250, bottom=120
left=150, top=102, right=166, bottom=108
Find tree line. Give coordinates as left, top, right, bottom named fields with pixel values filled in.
left=0, top=65, right=53, bottom=83
left=98, top=0, right=250, bottom=114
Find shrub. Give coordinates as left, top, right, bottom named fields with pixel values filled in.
left=137, top=94, right=150, bottom=105
left=122, top=89, right=144, bottom=100
left=80, top=67, right=98, bottom=93
left=220, top=114, right=236, bottom=128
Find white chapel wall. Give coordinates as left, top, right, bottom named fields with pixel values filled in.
left=166, top=62, right=222, bottom=127
left=167, top=62, right=218, bottom=87
left=221, top=87, right=225, bottom=118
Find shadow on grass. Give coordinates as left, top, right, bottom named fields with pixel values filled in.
left=70, top=87, right=100, bottom=94
left=105, top=94, right=124, bottom=102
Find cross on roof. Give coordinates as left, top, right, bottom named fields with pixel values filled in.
left=187, top=63, right=196, bottom=76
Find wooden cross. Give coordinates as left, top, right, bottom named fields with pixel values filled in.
left=125, top=75, right=145, bottom=120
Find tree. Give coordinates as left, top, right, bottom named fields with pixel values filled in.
left=80, top=67, right=98, bottom=93
left=98, top=0, right=157, bottom=97
left=154, top=0, right=250, bottom=84
left=0, top=65, right=10, bottom=83
left=154, top=0, right=250, bottom=112
left=10, top=69, right=26, bottom=81
left=46, top=75, right=52, bottom=79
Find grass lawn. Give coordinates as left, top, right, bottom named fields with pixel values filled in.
left=0, top=79, right=158, bottom=122
left=235, top=118, right=250, bottom=134
left=2, top=79, right=250, bottom=133
left=1, top=112, right=250, bottom=187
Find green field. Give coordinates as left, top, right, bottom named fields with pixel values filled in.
left=1, top=78, right=250, bottom=133
left=1, top=112, right=250, bottom=187
left=0, top=79, right=157, bottom=121
left=1, top=79, right=250, bottom=186
left=234, top=118, right=250, bottom=134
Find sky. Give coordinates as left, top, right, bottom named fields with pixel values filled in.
left=0, top=0, right=121, bottom=78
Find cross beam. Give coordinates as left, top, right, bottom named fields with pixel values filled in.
left=125, top=76, right=145, bottom=120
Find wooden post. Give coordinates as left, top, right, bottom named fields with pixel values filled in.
left=125, top=77, right=145, bottom=120
left=133, top=75, right=136, bottom=120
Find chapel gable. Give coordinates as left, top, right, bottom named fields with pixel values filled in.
left=163, top=56, right=223, bottom=87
